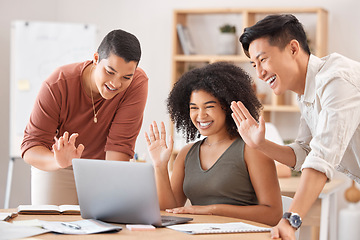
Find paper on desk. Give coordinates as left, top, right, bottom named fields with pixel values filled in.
left=13, top=219, right=43, bottom=227
left=0, top=221, right=49, bottom=240
left=40, top=219, right=122, bottom=234
left=167, top=222, right=271, bottom=234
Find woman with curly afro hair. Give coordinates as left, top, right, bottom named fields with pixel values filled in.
left=145, top=62, right=282, bottom=226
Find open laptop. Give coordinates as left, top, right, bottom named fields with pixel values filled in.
left=72, top=158, right=192, bottom=227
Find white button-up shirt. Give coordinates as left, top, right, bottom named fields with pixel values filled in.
left=289, top=53, right=360, bottom=183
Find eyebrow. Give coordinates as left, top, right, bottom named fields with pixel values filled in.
left=250, top=52, right=265, bottom=64
left=189, top=100, right=217, bottom=105
left=107, top=65, right=118, bottom=73
left=107, top=65, right=134, bottom=77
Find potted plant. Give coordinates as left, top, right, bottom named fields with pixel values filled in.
left=220, top=24, right=236, bottom=34
left=217, top=24, right=237, bottom=55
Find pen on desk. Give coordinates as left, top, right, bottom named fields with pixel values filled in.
left=61, top=222, right=82, bottom=230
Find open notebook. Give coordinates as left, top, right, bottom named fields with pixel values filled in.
left=167, top=222, right=271, bottom=234
left=17, top=205, right=80, bottom=215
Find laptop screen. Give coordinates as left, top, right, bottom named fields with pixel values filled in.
left=72, top=159, right=162, bottom=225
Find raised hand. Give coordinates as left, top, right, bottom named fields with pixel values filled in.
left=53, top=131, right=84, bottom=168
left=230, top=101, right=266, bottom=149
left=145, top=121, right=173, bottom=168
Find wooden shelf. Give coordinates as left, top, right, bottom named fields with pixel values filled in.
left=173, top=54, right=249, bottom=63
left=172, top=7, right=328, bottom=108
left=174, top=8, right=327, bottom=15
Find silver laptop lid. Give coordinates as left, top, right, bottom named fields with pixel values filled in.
left=72, top=159, right=162, bottom=226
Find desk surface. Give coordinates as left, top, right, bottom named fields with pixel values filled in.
left=1, top=210, right=274, bottom=240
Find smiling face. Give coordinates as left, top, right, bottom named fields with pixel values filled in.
left=189, top=90, right=228, bottom=137
left=248, top=37, right=299, bottom=95
left=91, top=52, right=137, bottom=100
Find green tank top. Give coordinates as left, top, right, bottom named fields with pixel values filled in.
left=183, top=137, right=258, bottom=206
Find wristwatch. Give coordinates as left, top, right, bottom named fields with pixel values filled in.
left=282, top=212, right=302, bottom=229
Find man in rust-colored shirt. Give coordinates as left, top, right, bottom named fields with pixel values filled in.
left=21, top=29, right=148, bottom=204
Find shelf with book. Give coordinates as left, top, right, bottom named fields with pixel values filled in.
left=170, top=7, right=328, bottom=165
left=173, top=54, right=248, bottom=62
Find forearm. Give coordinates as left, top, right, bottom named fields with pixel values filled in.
left=258, top=140, right=296, bottom=168
left=275, top=161, right=292, bottom=178
left=289, top=168, right=327, bottom=218
left=23, top=146, right=60, bottom=171
left=153, top=165, right=178, bottom=210
left=209, top=203, right=282, bottom=226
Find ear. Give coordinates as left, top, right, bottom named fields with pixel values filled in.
left=289, top=40, right=300, bottom=56
left=93, top=52, right=99, bottom=64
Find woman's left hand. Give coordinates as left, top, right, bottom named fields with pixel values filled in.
left=166, top=205, right=212, bottom=215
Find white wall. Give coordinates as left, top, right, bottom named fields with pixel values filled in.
left=0, top=0, right=359, bottom=223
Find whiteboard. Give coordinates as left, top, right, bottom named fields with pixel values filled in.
left=10, top=21, right=97, bottom=157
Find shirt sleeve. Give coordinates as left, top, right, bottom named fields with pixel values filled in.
left=287, top=115, right=312, bottom=171
left=299, top=77, right=360, bottom=180
left=21, top=76, right=62, bottom=157
left=104, top=68, right=149, bottom=157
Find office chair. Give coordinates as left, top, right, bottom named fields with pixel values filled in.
left=282, top=195, right=301, bottom=240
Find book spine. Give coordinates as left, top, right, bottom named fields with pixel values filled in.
left=176, top=24, right=190, bottom=55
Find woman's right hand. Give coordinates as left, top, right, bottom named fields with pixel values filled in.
left=145, top=121, right=173, bottom=168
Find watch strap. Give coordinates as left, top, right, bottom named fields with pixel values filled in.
left=282, top=212, right=291, bottom=219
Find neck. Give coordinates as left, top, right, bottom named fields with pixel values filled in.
left=84, top=63, right=102, bottom=100
left=204, top=134, right=232, bottom=146
left=293, top=52, right=310, bottom=95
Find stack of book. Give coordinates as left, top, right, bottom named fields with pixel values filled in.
left=176, top=24, right=196, bottom=55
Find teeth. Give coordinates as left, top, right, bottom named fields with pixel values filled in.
left=266, top=76, right=276, bottom=86
left=106, top=84, right=116, bottom=91
left=199, top=122, right=211, bottom=127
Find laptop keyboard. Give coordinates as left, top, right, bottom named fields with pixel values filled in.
left=161, top=215, right=178, bottom=223
left=160, top=215, right=193, bottom=227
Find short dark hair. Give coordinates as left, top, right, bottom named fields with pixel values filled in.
left=97, top=29, right=141, bottom=63
left=167, top=62, right=262, bottom=142
left=240, top=14, right=311, bottom=57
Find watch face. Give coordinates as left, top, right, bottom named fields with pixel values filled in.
left=290, top=214, right=302, bottom=228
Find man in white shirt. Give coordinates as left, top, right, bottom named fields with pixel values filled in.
left=231, top=14, right=360, bottom=240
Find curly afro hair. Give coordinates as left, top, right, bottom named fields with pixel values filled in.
left=167, top=61, right=262, bottom=142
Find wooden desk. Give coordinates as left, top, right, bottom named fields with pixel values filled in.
left=279, top=176, right=344, bottom=240
left=2, top=210, right=274, bottom=240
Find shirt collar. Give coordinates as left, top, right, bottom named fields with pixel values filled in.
left=300, top=54, right=324, bottom=103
